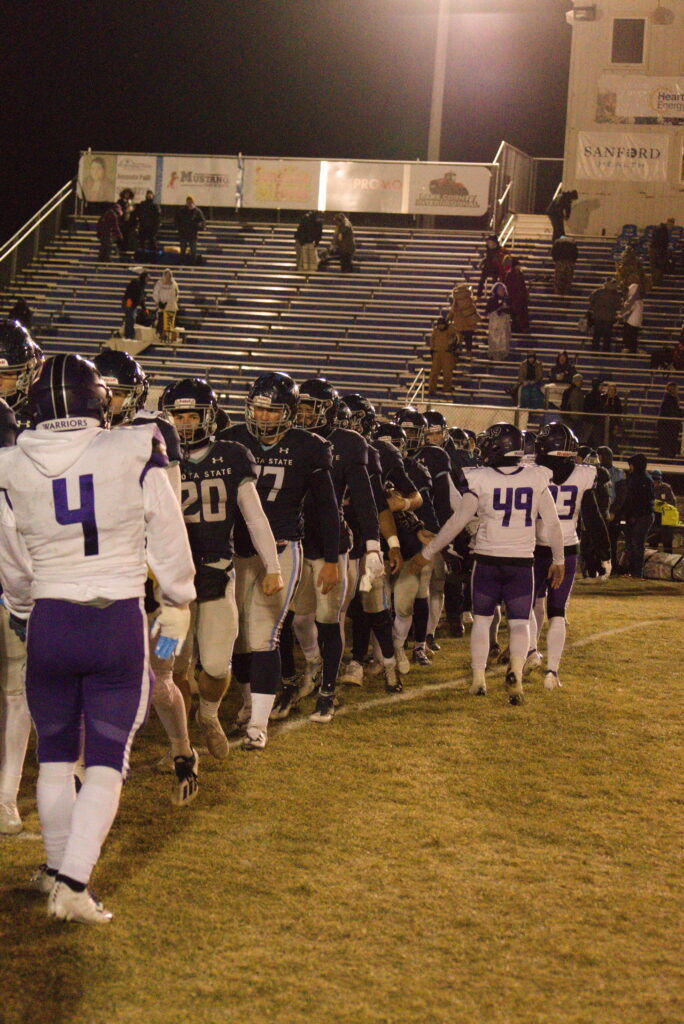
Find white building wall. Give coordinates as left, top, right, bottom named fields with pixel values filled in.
left=563, top=0, right=684, bottom=236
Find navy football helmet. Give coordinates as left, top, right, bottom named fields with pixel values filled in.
left=297, top=377, right=339, bottom=432
left=340, top=393, right=376, bottom=437
left=424, top=410, right=449, bottom=446
left=246, top=372, right=299, bottom=444
left=394, top=407, right=427, bottom=455
left=94, top=347, right=149, bottom=426
left=335, top=400, right=352, bottom=430
left=28, top=353, right=110, bottom=427
left=373, top=420, right=407, bottom=457
left=160, top=377, right=218, bottom=450
left=0, top=319, right=40, bottom=409
left=476, top=422, right=524, bottom=466
left=448, top=426, right=469, bottom=450
left=535, top=422, right=578, bottom=464
left=0, top=397, right=17, bottom=447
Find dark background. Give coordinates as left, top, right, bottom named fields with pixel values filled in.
left=1, top=0, right=572, bottom=240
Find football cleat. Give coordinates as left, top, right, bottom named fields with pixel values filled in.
left=48, top=882, right=112, bottom=925
left=505, top=671, right=524, bottom=706
left=425, top=634, right=441, bottom=653
left=195, top=708, right=229, bottom=760
left=242, top=726, right=267, bottom=751
left=523, top=649, right=543, bottom=675
left=394, top=645, right=411, bottom=675
left=171, top=748, right=199, bottom=807
left=544, top=670, right=561, bottom=691
left=309, top=694, right=335, bottom=724
left=153, top=749, right=175, bottom=775
left=234, top=703, right=252, bottom=728
left=469, top=671, right=487, bottom=696
left=0, top=800, right=22, bottom=835
left=298, top=659, right=323, bottom=700
left=487, top=642, right=501, bottom=665
left=366, top=659, right=385, bottom=678
left=497, top=646, right=511, bottom=666
left=412, top=647, right=431, bottom=667
left=339, top=660, right=364, bottom=686
left=384, top=663, right=403, bottom=693
left=462, top=611, right=473, bottom=625
left=30, top=864, right=57, bottom=894
left=448, top=620, right=465, bottom=638
left=270, top=684, right=298, bottom=721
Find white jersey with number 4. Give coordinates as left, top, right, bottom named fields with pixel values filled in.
left=466, top=464, right=554, bottom=559
left=536, top=463, right=597, bottom=547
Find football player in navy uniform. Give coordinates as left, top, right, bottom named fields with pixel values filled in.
left=0, top=320, right=42, bottom=431
left=529, top=422, right=610, bottom=690
left=162, top=378, right=282, bottom=755
left=224, top=372, right=339, bottom=748
left=274, top=378, right=383, bottom=723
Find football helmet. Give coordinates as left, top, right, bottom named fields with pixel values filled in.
left=93, top=347, right=149, bottom=426
left=0, top=319, right=40, bottom=409
left=476, top=422, right=524, bottom=466
left=297, top=377, right=339, bottom=432
left=579, top=445, right=599, bottom=466
left=523, top=430, right=537, bottom=457
left=245, top=372, right=299, bottom=445
left=340, top=393, right=376, bottom=437
left=393, top=407, right=427, bottom=455
left=0, top=397, right=18, bottom=447
left=535, top=422, right=579, bottom=463
left=160, top=377, right=218, bottom=450
left=335, top=399, right=352, bottom=430
left=424, top=410, right=448, bottom=446
left=28, top=353, right=110, bottom=427
left=448, top=426, right=469, bottom=450
left=373, top=420, right=407, bottom=457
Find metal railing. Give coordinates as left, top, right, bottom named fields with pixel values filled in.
left=0, top=181, right=76, bottom=291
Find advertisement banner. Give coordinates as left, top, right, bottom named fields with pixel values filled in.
left=324, top=161, right=404, bottom=214
left=596, top=75, right=684, bottom=125
left=78, top=153, right=117, bottom=203
left=406, top=163, right=491, bottom=217
left=576, top=132, right=669, bottom=181
left=160, top=156, right=238, bottom=206
left=115, top=154, right=158, bottom=201
left=243, top=159, right=320, bottom=209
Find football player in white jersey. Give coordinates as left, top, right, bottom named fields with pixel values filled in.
left=410, top=423, right=564, bottom=705
left=0, top=354, right=195, bottom=924
left=528, top=422, right=611, bottom=690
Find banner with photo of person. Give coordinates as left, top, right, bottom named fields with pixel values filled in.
left=78, top=153, right=118, bottom=203
left=160, top=156, right=238, bottom=207
left=596, top=75, right=684, bottom=125
left=576, top=132, right=670, bottom=181
left=243, top=159, right=320, bottom=209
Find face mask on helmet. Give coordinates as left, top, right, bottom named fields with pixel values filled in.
left=296, top=381, right=339, bottom=432
left=374, top=422, right=407, bottom=457
left=102, top=379, right=148, bottom=426
left=395, top=410, right=426, bottom=455
left=246, top=396, right=295, bottom=444
left=166, top=399, right=216, bottom=449
left=341, top=394, right=375, bottom=437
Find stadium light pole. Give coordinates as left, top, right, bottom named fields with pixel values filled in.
left=426, top=0, right=450, bottom=163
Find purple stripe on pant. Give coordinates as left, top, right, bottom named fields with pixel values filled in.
left=25, top=598, right=150, bottom=775
left=471, top=561, right=534, bottom=620
left=534, top=552, right=577, bottom=617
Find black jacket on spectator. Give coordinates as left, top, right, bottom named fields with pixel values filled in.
left=135, top=198, right=161, bottom=234
left=552, top=238, right=578, bottom=263
left=295, top=212, right=323, bottom=246
left=175, top=205, right=206, bottom=239
left=615, top=455, right=654, bottom=520
left=547, top=191, right=576, bottom=220
left=123, top=275, right=147, bottom=309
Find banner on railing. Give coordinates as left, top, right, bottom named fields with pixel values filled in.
left=576, top=132, right=669, bottom=181
left=242, top=159, right=320, bottom=209
left=406, top=163, right=491, bottom=216
left=160, top=156, right=239, bottom=206
left=596, top=74, right=684, bottom=125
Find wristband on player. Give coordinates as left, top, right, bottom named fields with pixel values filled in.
left=387, top=535, right=400, bottom=550
left=365, top=539, right=381, bottom=553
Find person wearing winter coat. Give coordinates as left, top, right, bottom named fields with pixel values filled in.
left=611, top=453, right=654, bottom=578
left=597, top=446, right=625, bottom=570
left=620, top=281, right=644, bottom=353
left=485, top=282, right=511, bottom=361
left=152, top=270, right=180, bottom=336
left=428, top=315, right=458, bottom=395
left=449, top=282, right=480, bottom=357
left=551, top=235, right=578, bottom=295
left=582, top=379, right=605, bottom=448
left=589, top=279, right=621, bottom=352
left=657, top=381, right=682, bottom=458
left=122, top=270, right=148, bottom=340
left=135, top=191, right=161, bottom=252
left=97, top=204, right=123, bottom=262
left=294, top=211, right=323, bottom=272
left=502, top=257, right=530, bottom=332
left=649, top=469, right=677, bottom=553
left=328, top=213, right=356, bottom=272
left=550, top=350, right=575, bottom=384
left=476, top=235, right=507, bottom=299
left=546, top=189, right=578, bottom=241
left=175, top=196, right=206, bottom=259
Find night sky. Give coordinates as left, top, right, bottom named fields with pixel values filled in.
left=2, top=0, right=572, bottom=241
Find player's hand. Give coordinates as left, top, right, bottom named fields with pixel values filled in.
left=317, top=562, right=339, bottom=595
left=8, top=613, right=28, bottom=643
left=417, top=529, right=435, bottom=546
left=548, top=562, right=565, bottom=590
left=408, top=552, right=430, bottom=575
left=151, top=603, right=191, bottom=660
left=262, top=572, right=284, bottom=596
left=387, top=492, right=408, bottom=513
left=364, top=551, right=384, bottom=583
left=388, top=546, right=403, bottom=575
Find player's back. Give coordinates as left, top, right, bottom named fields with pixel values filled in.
left=468, top=463, right=552, bottom=560
left=536, top=463, right=596, bottom=547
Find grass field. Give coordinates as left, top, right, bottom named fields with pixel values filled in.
left=1, top=580, right=682, bottom=1024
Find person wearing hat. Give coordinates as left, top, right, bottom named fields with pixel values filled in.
left=589, top=279, right=621, bottom=352
left=610, top=453, right=654, bottom=578
left=449, top=282, right=480, bottom=358
left=175, top=195, right=206, bottom=260
left=96, top=203, right=123, bottom=262
left=561, top=372, right=585, bottom=431
left=650, top=469, right=677, bottom=553
left=428, top=313, right=458, bottom=395
left=121, top=268, right=148, bottom=339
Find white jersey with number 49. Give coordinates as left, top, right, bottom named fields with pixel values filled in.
left=466, top=464, right=554, bottom=559
left=536, top=463, right=597, bottom=547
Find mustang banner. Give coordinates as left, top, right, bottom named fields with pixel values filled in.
left=576, top=132, right=670, bottom=181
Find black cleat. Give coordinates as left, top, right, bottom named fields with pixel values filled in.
left=426, top=634, right=441, bottom=652
left=505, top=670, right=524, bottom=706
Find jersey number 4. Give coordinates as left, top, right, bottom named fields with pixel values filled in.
left=493, top=486, right=533, bottom=527
left=52, top=475, right=99, bottom=556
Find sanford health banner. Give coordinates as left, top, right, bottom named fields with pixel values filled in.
left=160, top=156, right=238, bottom=207
left=576, top=132, right=669, bottom=181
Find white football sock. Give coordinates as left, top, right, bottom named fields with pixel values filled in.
left=489, top=606, right=502, bottom=645
left=293, top=613, right=319, bottom=663
left=0, top=691, right=32, bottom=803
left=393, top=613, right=413, bottom=648
left=59, top=766, right=122, bottom=886
left=427, top=593, right=444, bottom=636
left=249, top=692, right=275, bottom=732
left=546, top=616, right=567, bottom=674
left=471, top=614, right=494, bottom=671
left=508, top=619, right=530, bottom=685
left=36, top=762, right=77, bottom=872
left=532, top=597, right=545, bottom=651
left=198, top=697, right=221, bottom=720
left=152, top=669, right=191, bottom=758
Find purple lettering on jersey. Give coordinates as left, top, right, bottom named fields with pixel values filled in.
left=52, top=474, right=99, bottom=556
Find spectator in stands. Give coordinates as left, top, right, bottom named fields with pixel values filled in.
left=294, top=211, right=323, bottom=273
left=588, top=278, right=621, bottom=352
left=476, top=235, right=507, bottom=300
left=135, top=190, right=161, bottom=253
left=96, top=203, right=123, bottom=262
left=649, top=222, right=670, bottom=286
left=8, top=299, right=32, bottom=330
left=175, top=195, right=206, bottom=260
left=502, top=256, right=530, bottom=333
left=328, top=213, right=356, bottom=272
left=449, top=282, right=480, bottom=359
left=546, top=188, right=578, bottom=241
left=615, top=245, right=646, bottom=294
left=582, top=378, right=605, bottom=447
left=117, top=188, right=136, bottom=254
left=551, top=234, right=578, bottom=295
left=485, top=281, right=511, bottom=361
left=649, top=469, right=677, bottom=554
left=427, top=314, right=458, bottom=396
left=619, top=280, right=644, bottom=353
left=602, top=382, right=624, bottom=452
left=550, top=350, right=575, bottom=384
left=657, top=381, right=682, bottom=458
left=122, top=269, right=148, bottom=340
left=561, top=372, right=584, bottom=431
left=611, top=453, right=654, bottom=578
left=517, top=352, right=543, bottom=394
left=152, top=269, right=180, bottom=336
